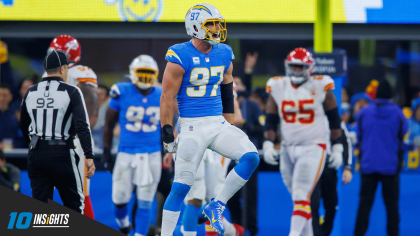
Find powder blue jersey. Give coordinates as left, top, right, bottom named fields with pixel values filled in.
left=108, top=83, right=162, bottom=154
left=165, top=41, right=235, bottom=118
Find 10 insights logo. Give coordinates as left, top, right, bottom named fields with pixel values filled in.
left=8, top=212, right=69, bottom=229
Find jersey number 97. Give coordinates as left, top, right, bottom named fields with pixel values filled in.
left=125, top=106, right=160, bottom=132
left=187, top=66, right=225, bottom=97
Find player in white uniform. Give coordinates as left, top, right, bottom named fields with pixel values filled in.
left=263, top=48, right=343, bottom=236
left=46, top=35, right=99, bottom=219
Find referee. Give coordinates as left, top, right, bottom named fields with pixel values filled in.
left=20, top=50, right=95, bottom=213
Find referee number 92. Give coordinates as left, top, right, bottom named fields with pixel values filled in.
left=36, top=98, right=54, bottom=108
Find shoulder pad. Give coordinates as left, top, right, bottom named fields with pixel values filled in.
left=165, top=47, right=183, bottom=65
left=110, top=84, right=121, bottom=99
left=266, top=77, right=282, bottom=93
left=220, top=43, right=235, bottom=61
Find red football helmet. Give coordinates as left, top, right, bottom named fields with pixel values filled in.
left=285, top=48, right=314, bottom=85
left=48, top=35, right=81, bottom=67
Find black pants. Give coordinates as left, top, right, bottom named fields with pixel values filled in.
left=311, top=167, right=338, bottom=236
left=354, top=173, right=400, bottom=236
left=28, top=145, right=85, bottom=213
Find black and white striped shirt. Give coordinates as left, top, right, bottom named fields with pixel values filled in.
left=20, top=76, right=94, bottom=159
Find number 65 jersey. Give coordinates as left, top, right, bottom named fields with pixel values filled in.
left=266, top=75, right=335, bottom=146
left=108, top=83, right=162, bottom=154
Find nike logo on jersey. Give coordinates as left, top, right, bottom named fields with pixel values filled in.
left=211, top=211, right=217, bottom=223
left=222, top=121, right=225, bottom=124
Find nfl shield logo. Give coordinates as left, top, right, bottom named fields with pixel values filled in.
left=189, top=126, right=193, bottom=131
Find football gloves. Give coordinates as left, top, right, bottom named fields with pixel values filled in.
left=263, top=140, right=279, bottom=165
left=328, top=143, right=343, bottom=169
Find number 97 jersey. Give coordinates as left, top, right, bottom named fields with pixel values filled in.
left=165, top=41, right=234, bottom=118
left=266, top=75, right=335, bottom=146
left=108, top=82, right=162, bottom=154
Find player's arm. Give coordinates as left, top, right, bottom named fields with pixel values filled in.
left=323, top=90, right=342, bottom=140
left=19, top=91, right=31, bottom=144
left=160, top=62, right=184, bottom=153
left=264, top=94, right=279, bottom=142
left=221, top=63, right=234, bottom=124
left=79, top=83, right=99, bottom=127
left=263, top=94, right=280, bottom=165
left=324, top=90, right=344, bottom=169
left=233, top=96, right=244, bottom=126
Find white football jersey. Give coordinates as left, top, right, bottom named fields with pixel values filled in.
left=67, top=65, right=98, bottom=88
left=266, top=75, right=335, bottom=145
left=42, top=65, right=98, bottom=88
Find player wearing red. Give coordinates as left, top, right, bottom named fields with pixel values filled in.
left=263, top=48, right=343, bottom=236
left=47, top=35, right=99, bottom=219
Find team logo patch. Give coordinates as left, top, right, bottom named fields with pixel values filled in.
left=189, top=126, right=193, bottom=131
left=166, top=49, right=183, bottom=64
left=142, top=98, right=148, bottom=103
left=193, top=57, right=200, bottom=65
left=205, top=57, right=210, bottom=62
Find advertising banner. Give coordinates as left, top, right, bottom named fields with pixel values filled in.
left=0, top=0, right=419, bottom=23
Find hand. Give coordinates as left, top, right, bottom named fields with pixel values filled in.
left=163, top=153, right=173, bottom=168
left=342, top=169, right=353, bottom=184
left=328, top=144, right=343, bottom=169
left=163, top=141, right=177, bottom=153
left=101, top=147, right=115, bottom=173
left=244, top=52, right=258, bottom=74
left=85, top=158, right=96, bottom=179
left=263, top=140, right=279, bottom=165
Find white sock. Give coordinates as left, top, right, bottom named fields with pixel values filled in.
left=181, top=225, right=197, bottom=236
left=116, top=215, right=130, bottom=228
left=222, top=217, right=236, bottom=236
left=134, top=233, right=144, bottom=236
left=161, top=210, right=181, bottom=236
left=290, top=215, right=307, bottom=236
left=214, top=169, right=247, bottom=204
left=301, top=218, right=313, bottom=236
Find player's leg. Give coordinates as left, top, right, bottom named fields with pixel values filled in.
left=161, top=127, right=208, bottom=236
left=290, top=144, right=326, bottom=236
left=280, top=145, right=294, bottom=195
left=203, top=152, right=241, bottom=236
left=135, top=151, right=162, bottom=236
left=320, top=167, right=338, bottom=236
left=182, top=154, right=206, bottom=236
left=112, top=152, right=135, bottom=234
left=206, top=122, right=259, bottom=233
left=75, top=138, right=95, bottom=219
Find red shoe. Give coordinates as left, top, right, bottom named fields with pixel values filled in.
left=233, top=224, right=245, bottom=236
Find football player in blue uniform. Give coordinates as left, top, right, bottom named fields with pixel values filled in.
left=159, top=4, right=260, bottom=235
left=102, top=55, right=162, bottom=235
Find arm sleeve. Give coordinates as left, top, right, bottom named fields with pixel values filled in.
left=322, top=75, right=335, bottom=91
left=400, top=112, right=409, bottom=140
left=341, top=121, right=352, bottom=169
left=19, top=93, right=31, bottom=144
left=108, top=84, right=121, bottom=111
left=70, top=88, right=94, bottom=159
left=165, top=47, right=187, bottom=71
